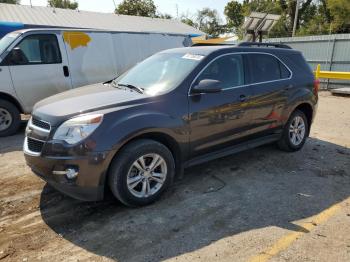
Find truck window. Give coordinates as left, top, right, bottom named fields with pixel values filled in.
left=197, top=54, right=244, bottom=89
left=6, top=34, right=62, bottom=65
left=246, top=54, right=290, bottom=84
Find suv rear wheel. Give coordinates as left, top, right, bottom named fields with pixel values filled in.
left=0, top=99, right=21, bottom=137
left=108, top=139, right=175, bottom=207
left=278, top=110, right=309, bottom=152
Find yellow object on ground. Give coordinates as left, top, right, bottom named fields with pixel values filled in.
left=248, top=200, right=342, bottom=262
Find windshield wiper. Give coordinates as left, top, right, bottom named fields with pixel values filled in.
left=117, top=83, right=144, bottom=94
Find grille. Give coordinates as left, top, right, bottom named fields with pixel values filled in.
left=27, top=138, right=45, bottom=153
left=32, top=117, right=51, bottom=130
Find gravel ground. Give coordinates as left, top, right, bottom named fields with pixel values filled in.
left=0, top=91, right=349, bottom=262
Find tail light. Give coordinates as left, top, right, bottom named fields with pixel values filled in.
left=313, top=79, right=320, bottom=95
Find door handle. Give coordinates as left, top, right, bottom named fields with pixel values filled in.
left=63, top=66, right=69, bottom=77
left=239, top=94, right=247, bottom=102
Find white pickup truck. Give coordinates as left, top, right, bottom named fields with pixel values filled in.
left=0, top=28, right=192, bottom=136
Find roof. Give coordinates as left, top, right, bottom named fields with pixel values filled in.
left=0, top=3, right=204, bottom=36
left=162, top=45, right=300, bottom=57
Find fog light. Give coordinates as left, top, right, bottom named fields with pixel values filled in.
left=53, top=168, right=78, bottom=180
left=66, top=168, right=78, bottom=179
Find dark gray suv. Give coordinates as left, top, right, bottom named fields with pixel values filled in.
left=24, top=43, right=318, bottom=207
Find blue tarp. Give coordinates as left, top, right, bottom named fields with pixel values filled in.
left=0, top=21, right=24, bottom=38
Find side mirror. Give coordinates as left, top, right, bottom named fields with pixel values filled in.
left=4, top=47, right=28, bottom=65
left=192, top=79, right=222, bottom=94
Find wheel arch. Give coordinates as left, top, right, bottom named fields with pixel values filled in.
left=102, top=131, right=184, bottom=191
left=0, top=92, right=24, bottom=113
left=292, top=102, right=314, bottom=135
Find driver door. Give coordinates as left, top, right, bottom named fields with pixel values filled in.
left=5, top=33, right=72, bottom=112
left=188, top=54, right=253, bottom=157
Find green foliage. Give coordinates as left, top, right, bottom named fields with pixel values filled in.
left=48, top=0, right=78, bottom=10
left=181, top=17, right=197, bottom=28
left=224, top=0, right=350, bottom=38
left=115, top=0, right=157, bottom=17
left=224, top=1, right=244, bottom=30
left=0, top=0, right=20, bottom=4
left=196, top=8, right=225, bottom=37
left=156, top=13, right=173, bottom=19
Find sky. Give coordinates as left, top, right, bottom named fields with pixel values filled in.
left=20, top=0, right=229, bottom=20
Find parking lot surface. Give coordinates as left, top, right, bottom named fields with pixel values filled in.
left=0, top=91, right=349, bottom=262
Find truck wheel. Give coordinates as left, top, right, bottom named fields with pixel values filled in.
left=0, top=99, right=21, bottom=137
left=278, top=110, right=309, bottom=152
left=108, top=139, right=175, bottom=207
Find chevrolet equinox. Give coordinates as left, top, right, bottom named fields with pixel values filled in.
left=24, top=43, right=318, bottom=207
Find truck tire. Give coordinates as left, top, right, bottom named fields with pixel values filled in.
left=278, top=110, right=309, bottom=152
left=108, top=139, right=175, bottom=207
left=0, top=99, right=21, bottom=137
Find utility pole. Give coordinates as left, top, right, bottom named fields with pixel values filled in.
left=112, top=0, right=117, bottom=10
left=292, top=0, right=300, bottom=37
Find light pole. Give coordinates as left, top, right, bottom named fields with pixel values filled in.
left=292, top=0, right=300, bottom=37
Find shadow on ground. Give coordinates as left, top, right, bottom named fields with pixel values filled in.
left=0, top=123, right=26, bottom=154
left=39, top=137, right=350, bottom=262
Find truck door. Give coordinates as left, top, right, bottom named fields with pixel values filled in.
left=5, top=33, right=72, bottom=112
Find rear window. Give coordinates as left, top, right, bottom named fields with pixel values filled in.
left=246, top=54, right=291, bottom=84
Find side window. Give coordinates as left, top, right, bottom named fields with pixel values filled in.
left=246, top=54, right=290, bottom=84
left=280, top=62, right=291, bottom=78
left=5, top=34, right=61, bottom=65
left=197, top=54, right=244, bottom=89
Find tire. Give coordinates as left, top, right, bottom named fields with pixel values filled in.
left=108, top=139, right=175, bottom=207
left=278, top=110, right=309, bottom=152
left=0, top=99, right=21, bottom=137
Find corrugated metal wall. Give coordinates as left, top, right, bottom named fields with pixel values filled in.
left=266, top=34, right=350, bottom=89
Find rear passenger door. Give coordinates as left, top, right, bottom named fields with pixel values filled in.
left=245, top=53, right=291, bottom=134
left=5, top=33, right=72, bottom=111
left=189, top=54, right=253, bottom=157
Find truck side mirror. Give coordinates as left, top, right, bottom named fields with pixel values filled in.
left=4, top=47, right=29, bottom=65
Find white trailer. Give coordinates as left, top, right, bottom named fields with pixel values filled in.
left=0, top=28, right=193, bottom=136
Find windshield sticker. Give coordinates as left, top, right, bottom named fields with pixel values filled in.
left=182, top=53, right=204, bottom=61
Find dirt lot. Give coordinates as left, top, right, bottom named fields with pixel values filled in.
left=0, top=91, right=349, bottom=262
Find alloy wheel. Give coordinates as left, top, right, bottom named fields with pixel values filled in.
left=127, top=153, right=167, bottom=198
left=289, top=115, right=306, bottom=146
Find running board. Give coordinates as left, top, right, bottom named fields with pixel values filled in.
left=184, top=134, right=281, bottom=168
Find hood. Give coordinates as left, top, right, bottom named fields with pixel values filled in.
left=33, top=83, right=148, bottom=125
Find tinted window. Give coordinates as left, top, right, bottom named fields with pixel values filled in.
left=6, top=34, right=61, bottom=65
left=197, top=54, right=244, bottom=89
left=246, top=54, right=289, bottom=84
left=280, top=62, right=291, bottom=78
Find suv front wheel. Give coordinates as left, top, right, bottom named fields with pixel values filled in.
left=278, top=110, right=309, bottom=152
left=108, top=139, right=175, bottom=207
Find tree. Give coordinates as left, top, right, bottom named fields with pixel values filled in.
left=156, top=13, right=173, bottom=19
left=196, top=8, right=224, bottom=37
left=327, top=0, right=350, bottom=33
left=0, top=0, right=20, bottom=4
left=48, top=0, right=78, bottom=10
left=224, top=1, right=244, bottom=30
left=115, top=0, right=157, bottom=17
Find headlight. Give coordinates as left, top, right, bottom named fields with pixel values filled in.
left=53, top=114, right=103, bottom=144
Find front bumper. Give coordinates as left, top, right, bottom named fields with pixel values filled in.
left=24, top=151, right=111, bottom=201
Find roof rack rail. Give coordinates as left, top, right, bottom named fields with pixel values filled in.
left=237, top=42, right=292, bottom=49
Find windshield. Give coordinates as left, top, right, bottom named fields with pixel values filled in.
left=114, top=52, right=204, bottom=95
left=0, top=32, right=20, bottom=56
